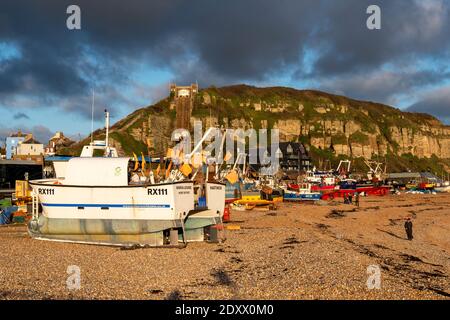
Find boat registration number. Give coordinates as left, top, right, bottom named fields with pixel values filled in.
left=38, top=188, right=55, bottom=195
left=147, top=188, right=168, bottom=195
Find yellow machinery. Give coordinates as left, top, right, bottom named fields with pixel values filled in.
left=15, top=180, right=32, bottom=200
left=12, top=180, right=32, bottom=223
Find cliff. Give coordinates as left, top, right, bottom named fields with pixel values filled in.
left=62, top=84, right=450, bottom=173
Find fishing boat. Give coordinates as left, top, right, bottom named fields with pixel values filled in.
left=28, top=123, right=226, bottom=247
left=28, top=157, right=196, bottom=246
left=305, top=169, right=335, bottom=184
left=310, top=184, right=337, bottom=194
left=288, top=183, right=336, bottom=194
left=283, top=183, right=321, bottom=201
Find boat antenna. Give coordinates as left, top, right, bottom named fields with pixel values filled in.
left=105, top=109, right=110, bottom=156
left=90, top=89, right=95, bottom=144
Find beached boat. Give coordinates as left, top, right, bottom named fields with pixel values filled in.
left=305, top=169, right=335, bottom=185
left=28, top=157, right=225, bottom=246
left=29, top=158, right=188, bottom=246
left=288, top=183, right=336, bottom=194
left=29, top=111, right=227, bottom=246
left=283, top=183, right=321, bottom=201
left=311, top=184, right=336, bottom=194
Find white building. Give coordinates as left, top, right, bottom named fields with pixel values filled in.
left=17, top=142, right=44, bottom=156
left=16, top=135, right=44, bottom=156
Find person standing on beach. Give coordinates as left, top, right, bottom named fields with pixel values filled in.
left=355, top=192, right=360, bottom=207
left=404, top=218, right=413, bottom=240
left=348, top=193, right=353, bottom=204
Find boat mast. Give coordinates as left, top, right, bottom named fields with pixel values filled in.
left=104, top=109, right=110, bottom=156
left=91, top=89, right=95, bottom=144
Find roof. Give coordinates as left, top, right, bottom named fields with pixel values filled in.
left=387, top=172, right=442, bottom=181
left=0, top=159, right=42, bottom=166
left=6, top=136, right=25, bottom=142
left=22, top=137, right=42, bottom=144
left=248, top=142, right=310, bottom=158
left=278, top=142, right=309, bottom=157
left=387, top=172, right=421, bottom=179
left=420, top=172, right=440, bottom=180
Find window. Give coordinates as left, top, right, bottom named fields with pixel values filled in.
left=287, top=144, right=293, bottom=154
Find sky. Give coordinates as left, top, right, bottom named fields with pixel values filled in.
left=1, top=0, right=449, bottom=144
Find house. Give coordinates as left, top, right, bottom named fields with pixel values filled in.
left=5, top=133, right=26, bottom=160
left=247, top=141, right=312, bottom=176
left=6, top=131, right=44, bottom=163
left=44, top=131, right=74, bottom=156
left=277, top=142, right=312, bottom=172
left=16, top=135, right=44, bottom=156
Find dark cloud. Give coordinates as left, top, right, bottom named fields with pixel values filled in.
left=407, top=86, right=450, bottom=124
left=13, top=112, right=29, bottom=120
left=306, top=0, right=450, bottom=77
left=0, top=0, right=450, bottom=123
left=318, top=69, right=450, bottom=106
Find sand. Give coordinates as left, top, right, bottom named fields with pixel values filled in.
left=0, top=193, right=449, bottom=300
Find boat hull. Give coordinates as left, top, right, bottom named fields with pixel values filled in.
left=28, top=216, right=181, bottom=246
left=28, top=180, right=195, bottom=246
left=311, top=185, right=336, bottom=194
left=283, top=192, right=321, bottom=201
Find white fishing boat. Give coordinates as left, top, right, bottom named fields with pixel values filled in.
left=305, top=168, right=335, bottom=185
left=29, top=158, right=225, bottom=246
left=28, top=157, right=195, bottom=246
left=28, top=113, right=226, bottom=246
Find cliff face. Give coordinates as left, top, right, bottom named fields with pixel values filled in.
left=192, top=85, right=450, bottom=160
left=66, top=84, right=450, bottom=172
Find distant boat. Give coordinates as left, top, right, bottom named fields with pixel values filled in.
left=288, top=183, right=336, bottom=194
left=283, top=183, right=321, bottom=201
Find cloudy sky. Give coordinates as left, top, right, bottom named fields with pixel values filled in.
left=1, top=0, right=449, bottom=143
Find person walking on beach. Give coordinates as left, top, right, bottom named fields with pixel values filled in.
left=348, top=193, right=353, bottom=204
left=404, top=217, right=413, bottom=241
left=355, top=192, right=360, bottom=207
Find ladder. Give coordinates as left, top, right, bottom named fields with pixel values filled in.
left=32, top=191, right=39, bottom=220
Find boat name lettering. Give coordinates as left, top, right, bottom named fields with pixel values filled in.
left=38, top=188, right=54, bottom=195
left=176, top=186, right=192, bottom=190
left=147, top=188, right=168, bottom=195
left=210, top=186, right=223, bottom=190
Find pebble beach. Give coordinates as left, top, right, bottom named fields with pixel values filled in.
left=0, top=193, right=449, bottom=300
